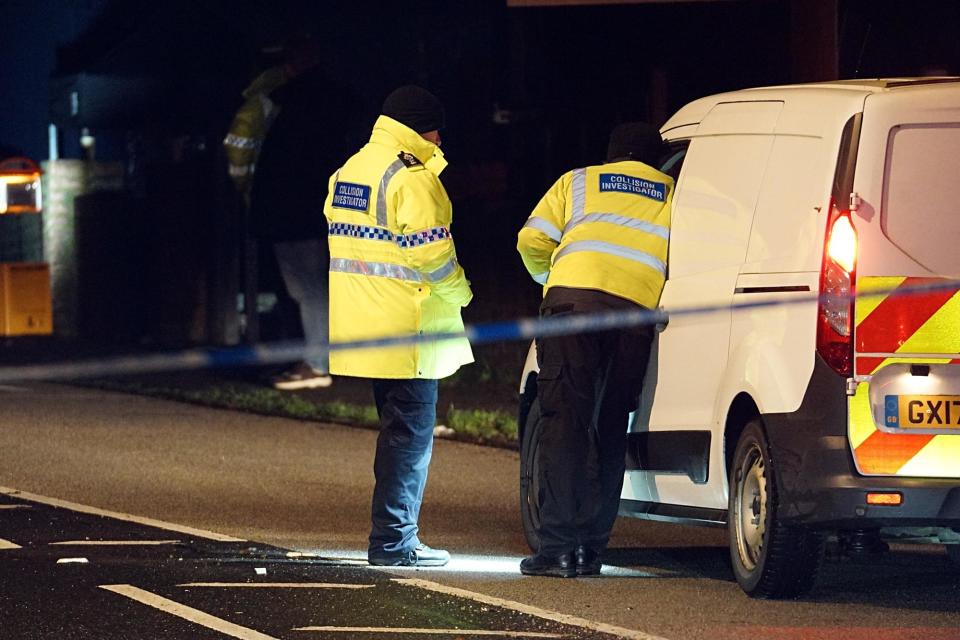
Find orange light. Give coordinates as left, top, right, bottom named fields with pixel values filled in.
left=827, top=214, right=857, bottom=273
left=866, top=492, right=903, bottom=506
left=0, top=173, right=41, bottom=185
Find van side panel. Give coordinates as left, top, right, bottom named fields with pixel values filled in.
left=742, top=135, right=831, bottom=274
left=725, top=273, right=819, bottom=415
left=726, top=134, right=836, bottom=419
left=635, top=122, right=777, bottom=509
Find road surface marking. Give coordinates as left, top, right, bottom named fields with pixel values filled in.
left=394, top=578, right=670, bottom=640
left=0, top=538, right=22, bottom=550
left=0, top=504, right=29, bottom=509
left=101, top=585, right=280, bottom=640
left=57, top=558, right=89, bottom=564
left=178, top=583, right=375, bottom=589
left=50, top=539, right=180, bottom=546
left=0, top=384, right=26, bottom=392
left=0, top=486, right=243, bottom=542
left=294, top=627, right=561, bottom=637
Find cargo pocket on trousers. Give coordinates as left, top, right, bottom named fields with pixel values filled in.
left=536, top=362, right=563, bottom=418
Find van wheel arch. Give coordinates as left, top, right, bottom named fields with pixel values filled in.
left=724, top=393, right=761, bottom=479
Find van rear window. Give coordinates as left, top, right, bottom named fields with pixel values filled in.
left=882, top=124, right=960, bottom=276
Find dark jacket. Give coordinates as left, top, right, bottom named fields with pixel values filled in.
left=250, top=68, right=362, bottom=242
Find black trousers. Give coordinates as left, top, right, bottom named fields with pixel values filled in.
left=535, top=287, right=653, bottom=555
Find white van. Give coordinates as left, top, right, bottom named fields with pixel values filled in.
left=517, top=78, right=960, bottom=598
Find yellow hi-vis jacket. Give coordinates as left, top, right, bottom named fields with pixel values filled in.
left=222, top=66, right=289, bottom=203
left=517, top=160, right=674, bottom=309
left=323, top=115, right=474, bottom=380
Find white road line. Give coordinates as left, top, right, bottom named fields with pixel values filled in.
left=0, top=486, right=243, bottom=542
left=0, top=538, right=22, bottom=550
left=178, top=583, right=375, bottom=589
left=50, top=540, right=180, bottom=546
left=0, top=384, right=26, bottom=392
left=100, top=585, right=280, bottom=640
left=0, top=504, right=30, bottom=509
left=394, top=578, right=671, bottom=640
left=293, top=627, right=561, bottom=638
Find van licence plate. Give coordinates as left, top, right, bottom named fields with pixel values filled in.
left=885, top=395, right=960, bottom=429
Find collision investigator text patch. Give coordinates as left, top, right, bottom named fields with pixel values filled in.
left=599, top=173, right=666, bottom=202
left=332, top=182, right=371, bottom=212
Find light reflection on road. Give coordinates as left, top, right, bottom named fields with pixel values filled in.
left=298, top=548, right=659, bottom=578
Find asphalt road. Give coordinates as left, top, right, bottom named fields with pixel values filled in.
left=1, top=383, right=959, bottom=639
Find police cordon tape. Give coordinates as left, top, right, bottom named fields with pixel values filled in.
left=1, top=277, right=959, bottom=384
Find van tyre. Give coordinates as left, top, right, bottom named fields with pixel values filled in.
left=729, top=419, right=824, bottom=598
left=519, top=397, right=544, bottom=552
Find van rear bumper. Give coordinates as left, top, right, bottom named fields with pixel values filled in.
left=780, top=467, right=960, bottom=528
left=764, top=355, right=960, bottom=529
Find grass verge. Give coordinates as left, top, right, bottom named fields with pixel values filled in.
left=89, top=379, right=518, bottom=449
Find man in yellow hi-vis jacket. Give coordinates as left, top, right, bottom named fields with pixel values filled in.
left=517, top=123, right=673, bottom=577
left=324, top=86, right=473, bottom=567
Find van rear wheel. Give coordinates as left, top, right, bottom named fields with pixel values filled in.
left=519, top=397, right=543, bottom=552
left=729, top=419, right=824, bottom=598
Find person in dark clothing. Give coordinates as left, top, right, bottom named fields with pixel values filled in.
left=249, top=55, right=362, bottom=390
left=516, top=123, right=673, bottom=577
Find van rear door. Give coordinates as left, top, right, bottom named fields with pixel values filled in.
left=848, top=81, right=960, bottom=478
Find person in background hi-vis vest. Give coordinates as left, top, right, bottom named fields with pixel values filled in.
left=516, top=123, right=673, bottom=577
left=323, top=86, right=473, bottom=567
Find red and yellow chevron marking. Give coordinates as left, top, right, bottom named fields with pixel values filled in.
left=849, top=276, right=960, bottom=477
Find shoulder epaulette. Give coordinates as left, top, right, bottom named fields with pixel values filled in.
left=397, top=151, right=423, bottom=169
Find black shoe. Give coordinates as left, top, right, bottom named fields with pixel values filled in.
left=575, top=545, right=602, bottom=576
left=368, top=543, right=450, bottom=567
left=520, top=551, right=576, bottom=578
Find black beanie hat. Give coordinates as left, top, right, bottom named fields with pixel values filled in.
left=382, top=85, right=445, bottom=133
left=606, top=122, right=663, bottom=164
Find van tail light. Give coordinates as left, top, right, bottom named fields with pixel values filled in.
left=817, top=201, right=857, bottom=377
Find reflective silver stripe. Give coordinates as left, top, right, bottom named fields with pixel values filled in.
left=424, top=257, right=459, bottom=282
left=553, top=240, right=666, bottom=275
left=564, top=212, right=669, bottom=240
left=228, top=164, right=254, bottom=177
left=376, top=159, right=406, bottom=226
left=568, top=168, right=587, bottom=225
left=330, top=257, right=422, bottom=283
left=523, top=217, right=562, bottom=243
left=532, top=272, right=549, bottom=285
left=223, top=133, right=259, bottom=149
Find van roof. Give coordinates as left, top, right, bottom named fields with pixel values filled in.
left=661, top=77, right=960, bottom=136
left=775, top=77, right=960, bottom=90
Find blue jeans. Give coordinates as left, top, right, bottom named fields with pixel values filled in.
left=368, top=378, right=438, bottom=557
left=273, top=239, right=329, bottom=373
